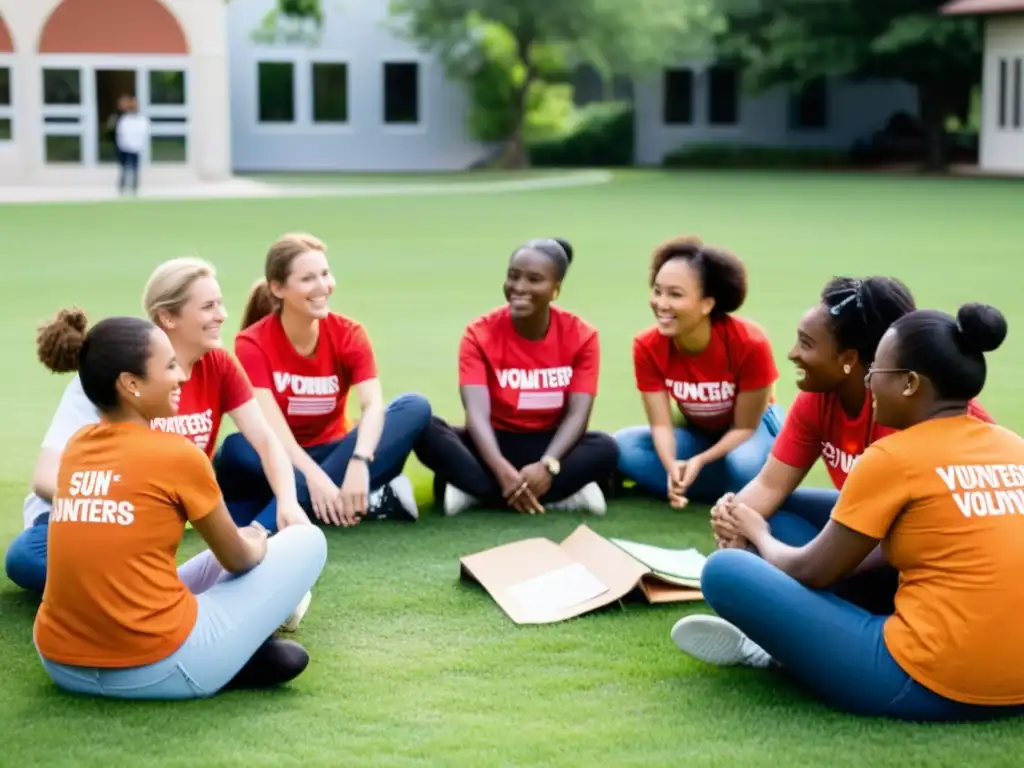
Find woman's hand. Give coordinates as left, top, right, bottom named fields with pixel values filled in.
left=668, top=455, right=705, bottom=509
left=276, top=499, right=311, bottom=531
left=338, top=459, right=370, bottom=526
left=498, top=465, right=544, bottom=515
left=307, top=468, right=345, bottom=526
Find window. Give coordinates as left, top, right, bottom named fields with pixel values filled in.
left=149, top=70, right=186, bottom=105
left=707, top=65, right=739, bottom=126
left=663, top=68, right=694, bottom=125
left=383, top=62, right=419, bottom=125
left=45, top=135, right=81, bottom=163
left=998, top=58, right=1008, bottom=128
left=0, top=66, right=10, bottom=141
left=43, top=68, right=81, bottom=105
left=789, top=78, right=828, bottom=130
left=1014, top=58, right=1022, bottom=129
left=258, top=61, right=295, bottom=123
left=312, top=62, right=348, bottom=123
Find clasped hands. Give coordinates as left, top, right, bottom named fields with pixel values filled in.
left=499, top=463, right=551, bottom=515
left=709, top=492, right=768, bottom=550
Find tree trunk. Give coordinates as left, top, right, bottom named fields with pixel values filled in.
left=917, top=83, right=948, bottom=173
left=501, top=34, right=535, bottom=169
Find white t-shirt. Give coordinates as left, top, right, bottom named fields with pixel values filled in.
left=116, top=113, right=150, bottom=154
left=21, top=375, right=100, bottom=528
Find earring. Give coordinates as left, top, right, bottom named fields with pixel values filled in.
left=133, top=391, right=141, bottom=398
left=843, top=364, right=851, bottom=375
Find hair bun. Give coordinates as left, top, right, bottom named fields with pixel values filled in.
left=955, top=302, right=1007, bottom=354
left=36, top=306, right=89, bottom=373
left=56, top=307, right=88, bottom=334
left=553, top=238, right=573, bottom=264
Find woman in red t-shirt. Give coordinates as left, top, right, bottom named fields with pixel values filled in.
left=214, top=233, right=432, bottom=530
left=413, top=238, right=619, bottom=516
left=614, top=236, right=782, bottom=508
left=710, top=275, right=993, bottom=614
left=6, top=259, right=311, bottom=625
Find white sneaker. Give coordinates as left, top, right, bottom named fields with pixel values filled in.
left=387, top=475, right=419, bottom=521
left=280, top=590, right=312, bottom=633
left=670, top=614, right=773, bottom=668
left=443, top=484, right=477, bottom=516
left=544, top=482, right=607, bottom=515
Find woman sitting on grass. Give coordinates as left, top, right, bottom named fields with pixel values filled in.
left=704, top=276, right=993, bottom=614
left=413, top=238, right=619, bottom=516
left=5, top=258, right=308, bottom=597
left=34, top=315, right=327, bottom=700
left=672, top=303, right=1024, bottom=723
left=216, top=233, right=432, bottom=530
left=614, top=236, right=781, bottom=508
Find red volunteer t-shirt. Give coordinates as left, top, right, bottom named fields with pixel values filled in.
left=236, top=313, right=378, bottom=447
left=459, top=305, right=600, bottom=433
left=632, top=315, right=778, bottom=433
left=772, top=390, right=996, bottom=490
left=149, top=349, right=252, bottom=457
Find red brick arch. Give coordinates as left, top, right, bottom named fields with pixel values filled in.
left=0, top=11, right=13, bottom=52
left=38, top=0, right=188, bottom=54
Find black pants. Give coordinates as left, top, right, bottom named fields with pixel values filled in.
left=413, top=416, right=619, bottom=506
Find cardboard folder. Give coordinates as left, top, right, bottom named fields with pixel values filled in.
left=459, top=524, right=705, bottom=625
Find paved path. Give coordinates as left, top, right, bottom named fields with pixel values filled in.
left=0, top=170, right=614, bottom=205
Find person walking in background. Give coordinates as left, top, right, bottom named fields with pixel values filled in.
left=114, top=97, right=148, bottom=196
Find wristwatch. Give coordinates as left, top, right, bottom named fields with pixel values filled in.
left=541, top=455, right=561, bottom=476
left=351, top=452, right=373, bottom=464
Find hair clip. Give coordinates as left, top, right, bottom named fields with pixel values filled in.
left=829, top=293, right=858, bottom=316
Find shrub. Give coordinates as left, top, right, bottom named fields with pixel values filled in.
left=528, top=101, right=635, bottom=167
left=662, top=143, right=851, bottom=170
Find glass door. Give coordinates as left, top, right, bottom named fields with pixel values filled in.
left=95, top=69, right=137, bottom=163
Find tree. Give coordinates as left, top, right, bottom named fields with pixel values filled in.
left=716, top=0, right=983, bottom=170
left=388, top=0, right=717, bottom=167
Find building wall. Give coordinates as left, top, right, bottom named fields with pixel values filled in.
left=227, top=0, right=491, bottom=172
left=633, top=62, right=918, bottom=165
left=980, top=14, right=1024, bottom=173
left=0, top=0, right=231, bottom=185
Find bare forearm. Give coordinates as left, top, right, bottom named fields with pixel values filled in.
left=543, top=409, right=589, bottom=462
left=651, top=425, right=678, bottom=473
left=353, top=403, right=385, bottom=458
left=698, top=427, right=755, bottom=466
left=467, top=416, right=514, bottom=478
left=734, top=475, right=788, bottom=519
left=256, top=436, right=298, bottom=504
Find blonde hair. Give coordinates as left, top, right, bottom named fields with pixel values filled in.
left=142, top=257, right=217, bottom=325
left=240, top=233, right=327, bottom=330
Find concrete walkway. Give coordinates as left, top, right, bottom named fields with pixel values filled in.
left=0, top=170, right=614, bottom=205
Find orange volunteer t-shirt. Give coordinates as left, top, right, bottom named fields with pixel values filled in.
left=831, top=414, right=1024, bottom=706
left=34, top=422, right=224, bottom=668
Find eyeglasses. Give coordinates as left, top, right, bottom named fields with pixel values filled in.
left=864, top=366, right=911, bottom=386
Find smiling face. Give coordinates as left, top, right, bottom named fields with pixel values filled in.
left=161, top=275, right=227, bottom=353
left=788, top=304, right=858, bottom=393
left=122, top=328, right=186, bottom=420
left=504, top=248, right=558, bottom=319
left=272, top=249, right=335, bottom=320
left=649, top=258, right=713, bottom=338
left=866, top=327, right=917, bottom=429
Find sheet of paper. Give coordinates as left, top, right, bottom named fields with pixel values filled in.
left=610, top=539, right=706, bottom=584
left=505, top=562, right=609, bottom=620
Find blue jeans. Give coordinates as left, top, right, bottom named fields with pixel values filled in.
left=214, top=393, right=431, bottom=532
left=36, top=525, right=327, bottom=700
left=5, top=511, right=50, bottom=592
left=700, top=548, right=1024, bottom=722
left=614, top=404, right=783, bottom=504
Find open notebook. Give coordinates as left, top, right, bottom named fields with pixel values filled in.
left=608, top=539, right=705, bottom=589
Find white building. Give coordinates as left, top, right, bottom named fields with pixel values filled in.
left=0, top=0, right=232, bottom=186
left=633, top=63, right=918, bottom=165
left=226, top=0, right=492, bottom=173
left=942, top=0, right=1024, bottom=174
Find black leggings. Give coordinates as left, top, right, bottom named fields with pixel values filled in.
left=413, top=416, right=619, bottom=506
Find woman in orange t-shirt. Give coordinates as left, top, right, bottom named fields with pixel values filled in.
left=671, top=302, right=1024, bottom=722
left=33, top=316, right=328, bottom=700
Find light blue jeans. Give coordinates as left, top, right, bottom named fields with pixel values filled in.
left=614, top=404, right=784, bottom=504
left=36, top=525, right=327, bottom=700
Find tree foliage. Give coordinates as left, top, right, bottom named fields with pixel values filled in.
left=388, top=0, right=715, bottom=165
left=716, top=0, right=983, bottom=168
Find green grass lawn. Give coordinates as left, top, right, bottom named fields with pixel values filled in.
left=2, top=170, right=1023, bottom=766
